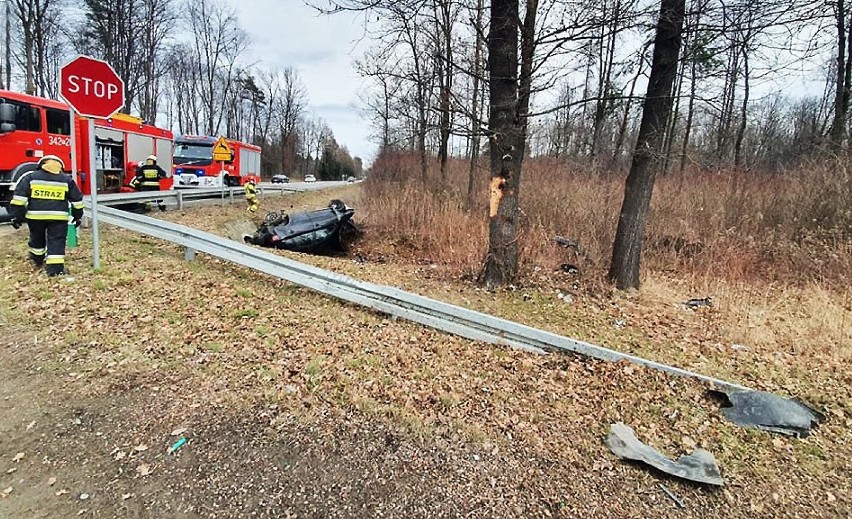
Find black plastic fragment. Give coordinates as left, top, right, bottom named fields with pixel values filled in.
left=712, top=389, right=825, bottom=438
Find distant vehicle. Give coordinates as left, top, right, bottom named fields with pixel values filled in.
left=244, top=200, right=359, bottom=254
left=173, top=135, right=261, bottom=188
left=271, top=174, right=289, bottom=183
left=345, top=176, right=357, bottom=182
left=304, top=174, right=316, bottom=183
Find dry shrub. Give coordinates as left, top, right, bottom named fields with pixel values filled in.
left=361, top=176, right=488, bottom=274
left=360, top=152, right=851, bottom=287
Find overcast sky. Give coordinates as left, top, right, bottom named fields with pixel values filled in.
left=223, top=0, right=373, bottom=164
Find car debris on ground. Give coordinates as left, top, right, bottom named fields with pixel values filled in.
left=683, top=297, right=713, bottom=309
left=711, top=389, right=825, bottom=437
left=554, top=235, right=593, bottom=263
left=606, top=422, right=725, bottom=486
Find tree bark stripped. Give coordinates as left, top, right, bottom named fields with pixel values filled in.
left=480, top=0, right=537, bottom=289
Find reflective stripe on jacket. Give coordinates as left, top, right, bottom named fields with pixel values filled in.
left=136, top=164, right=166, bottom=188
left=9, top=168, right=84, bottom=222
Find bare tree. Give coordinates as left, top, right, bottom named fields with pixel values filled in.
left=480, top=0, right=538, bottom=288
left=137, top=0, right=175, bottom=121
left=13, top=0, right=56, bottom=95
left=273, top=68, right=307, bottom=175
left=76, top=0, right=148, bottom=112
left=609, top=0, right=686, bottom=290
left=466, top=0, right=486, bottom=204
left=184, top=0, right=249, bottom=135
left=431, top=0, right=460, bottom=187
left=829, top=0, right=852, bottom=148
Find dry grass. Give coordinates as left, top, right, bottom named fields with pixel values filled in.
left=1, top=183, right=850, bottom=517
left=362, top=153, right=851, bottom=289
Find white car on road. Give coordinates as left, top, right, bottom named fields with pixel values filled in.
left=304, top=174, right=317, bottom=183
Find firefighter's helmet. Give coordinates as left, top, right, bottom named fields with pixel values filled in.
left=146, top=155, right=157, bottom=164
left=247, top=178, right=256, bottom=185
left=38, top=155, right=65, bottom=174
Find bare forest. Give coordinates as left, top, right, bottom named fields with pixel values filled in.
left=0, top=0, right=362, bottom=180
left=316, top=0, right=850, bottom=290
left=2, top=0, right=850, bottom=289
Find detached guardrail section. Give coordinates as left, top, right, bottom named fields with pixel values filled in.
left=92, top=204, right=752, bottom=394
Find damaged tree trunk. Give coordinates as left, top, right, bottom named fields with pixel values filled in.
left=608, top=0, right=686, bottom=289
left=480, top=0, right=535, bottom=289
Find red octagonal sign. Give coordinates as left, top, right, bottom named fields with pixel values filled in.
left=60, top=55, right=125, bottom=119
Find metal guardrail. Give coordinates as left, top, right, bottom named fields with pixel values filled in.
left=91, top=204, right=751, bottom=393
left=89, top=185, right=304, bottom=208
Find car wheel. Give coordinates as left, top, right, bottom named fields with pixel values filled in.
left=264, top=211, right=285, bottom=225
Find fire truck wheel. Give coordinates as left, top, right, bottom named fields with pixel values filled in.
left=10, top=162, right=39, bottom=188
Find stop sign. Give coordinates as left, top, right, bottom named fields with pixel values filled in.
left=59, top=55, right=125, bottom=119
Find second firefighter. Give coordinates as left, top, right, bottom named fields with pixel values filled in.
left=132, top=155, right=168, bottom=211
left=244, top=179, right=259, bottom=213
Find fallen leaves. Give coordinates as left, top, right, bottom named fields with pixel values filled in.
left=12, top=452, right=24, bottom=462
left=0, top=199, right=848, bottom=518
left=1, top=486, right=12, bottom=498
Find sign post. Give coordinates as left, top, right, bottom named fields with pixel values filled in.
left=59, top=55, right=125, bottom=270
left=212, top=136, right=233, bottom=204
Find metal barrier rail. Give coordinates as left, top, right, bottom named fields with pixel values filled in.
left=88, top=185, right=304, bottom=208
left=91, top=204, right=751, bottom=393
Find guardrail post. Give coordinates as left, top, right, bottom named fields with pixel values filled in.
left=184, top=247, right=196, bottom=261
left=176, top=191, right=183, bottom=211
left=230, top=187, right=235, bottom=202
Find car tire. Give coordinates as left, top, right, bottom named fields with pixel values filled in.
left=264, top=211, right=284, bottom=225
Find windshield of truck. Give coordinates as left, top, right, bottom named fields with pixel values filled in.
left=174, top=143, right=213, bottom=165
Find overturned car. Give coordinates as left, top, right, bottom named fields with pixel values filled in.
left=244, top=199, right=359, bottom=254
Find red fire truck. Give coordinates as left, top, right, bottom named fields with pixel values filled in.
left=0, top=89, right=174, bottom=209
left=173, top=135, right=261, bottom=188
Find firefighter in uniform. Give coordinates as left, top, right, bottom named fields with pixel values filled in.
left=9, top=155, right=84, bottom=277
left=244, top=178, right=259, bottom=213
left=132, top=155, right=168, bottom=211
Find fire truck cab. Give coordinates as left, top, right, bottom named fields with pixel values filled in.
left=173, top=135, right=261, bottom=188
left=0, top=90, right=174, bottom=209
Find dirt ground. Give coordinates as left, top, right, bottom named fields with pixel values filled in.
left=0, top=189, right=849, bottom=518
